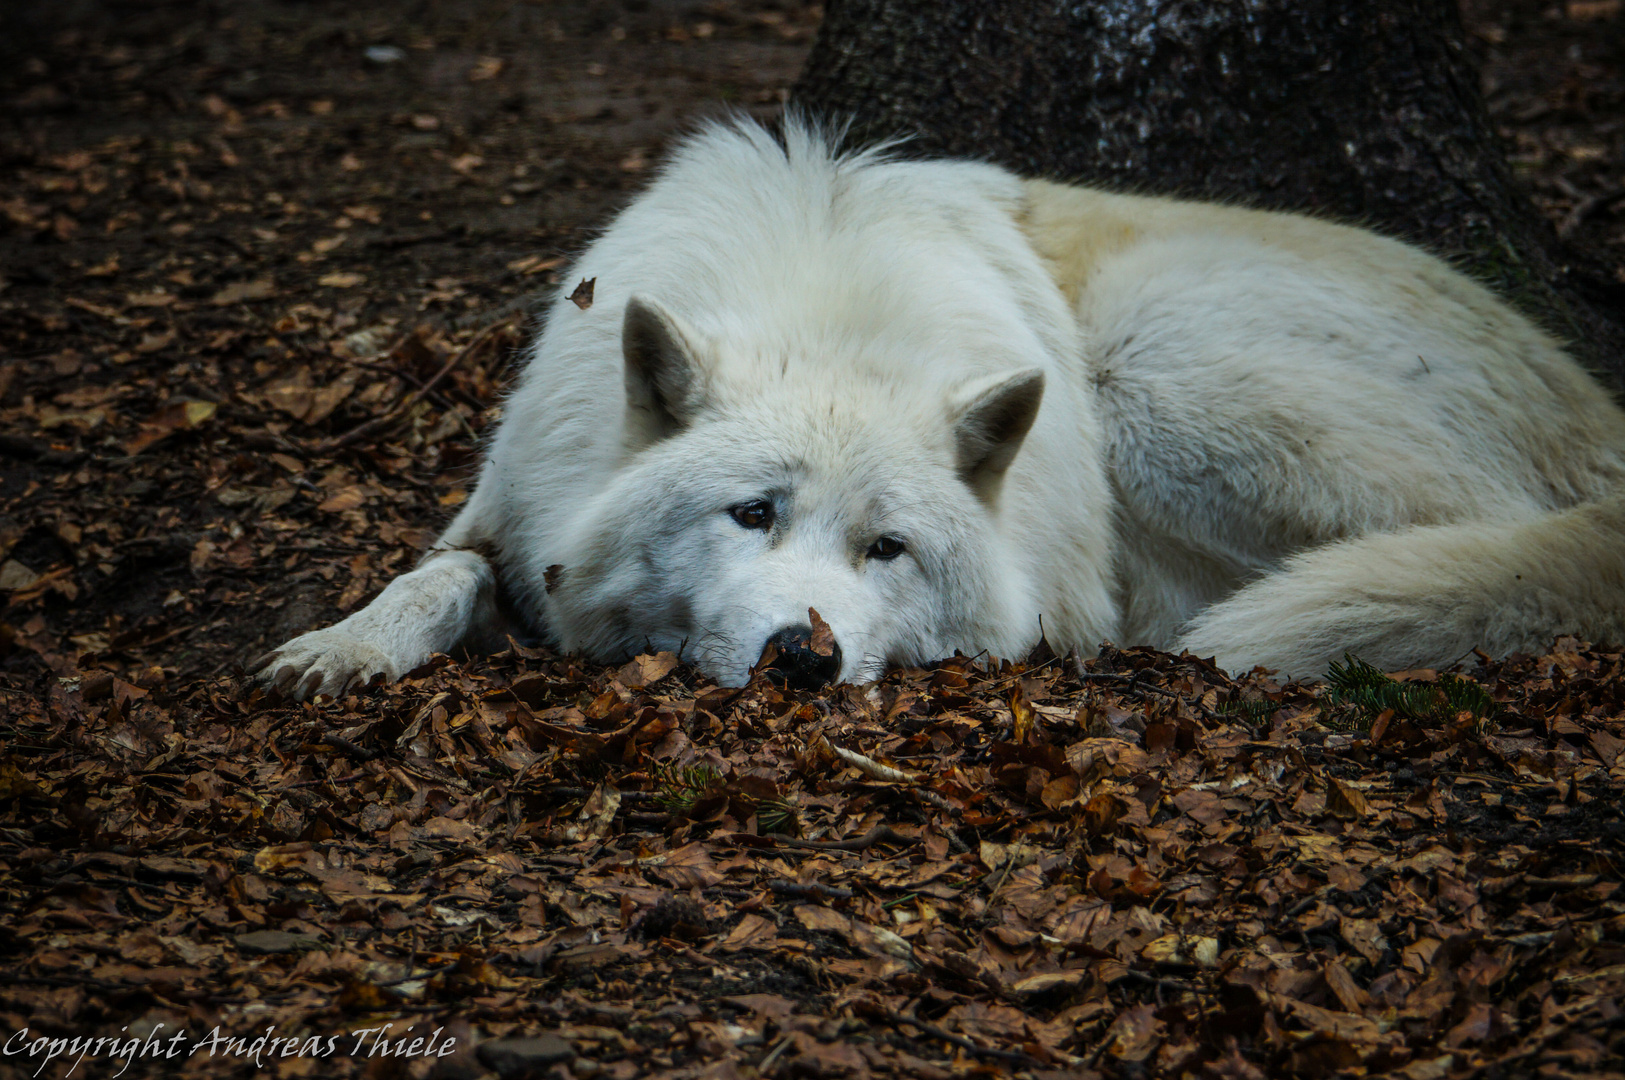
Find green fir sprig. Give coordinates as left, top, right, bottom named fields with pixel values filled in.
left=651, top=761, right=723, bottom=814
left=1217, top=698, right=1281, bottom=728
left=1323, top=654, right=1496, bottom=732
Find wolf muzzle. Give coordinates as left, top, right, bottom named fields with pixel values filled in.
left=761, top=624, right=842, bottom=689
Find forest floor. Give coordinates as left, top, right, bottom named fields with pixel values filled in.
left=0, top=1, right=1622, bottom=1078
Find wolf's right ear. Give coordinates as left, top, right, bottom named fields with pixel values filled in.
left=949, top=367, right=1046, bottom=502
left=623, top=296, right=709, bottom=445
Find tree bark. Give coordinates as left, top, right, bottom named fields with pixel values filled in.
left=794, top=0, right=1625, bottom=388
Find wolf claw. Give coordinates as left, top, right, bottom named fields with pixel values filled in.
left=252, top=629, right=399, bottom=701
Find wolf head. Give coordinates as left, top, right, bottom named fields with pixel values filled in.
left=543, top=296, right=1045, bottom=687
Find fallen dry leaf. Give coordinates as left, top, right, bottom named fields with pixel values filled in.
left=569, top=277, right=595, bottom=309
left=122, top=399, right=217, bottom=454
left=209, top=277, right=276, bottom=305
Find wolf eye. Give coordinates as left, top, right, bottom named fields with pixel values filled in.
left=730, top=500, right=774, bottom=530
left=867, top=535, right=906, bottom=560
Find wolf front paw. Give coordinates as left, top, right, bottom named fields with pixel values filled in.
left=250, top=629, right=402, bottom=701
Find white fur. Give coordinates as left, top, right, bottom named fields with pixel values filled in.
left=256, top=118, right=1625, bottom=697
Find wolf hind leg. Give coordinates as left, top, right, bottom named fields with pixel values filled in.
left=1178, top=496, right=1625, bottom=678
left=253, top=548, right=505, bottom=699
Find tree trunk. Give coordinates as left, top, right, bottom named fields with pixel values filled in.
left=794, top=0, right=1625, bottom=388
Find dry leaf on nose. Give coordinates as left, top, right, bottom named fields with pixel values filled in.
left=807, top=607, right=835, bottom=657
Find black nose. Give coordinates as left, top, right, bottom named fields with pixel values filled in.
left=761, top=624, right=842, bottom=689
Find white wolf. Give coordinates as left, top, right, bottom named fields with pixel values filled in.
left=256, top=118, right=1625, bottom=698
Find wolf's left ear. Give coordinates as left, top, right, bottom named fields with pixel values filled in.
left=623, top=296, right=710, bottom=445
left=949, top=368, right=1046, bottom=501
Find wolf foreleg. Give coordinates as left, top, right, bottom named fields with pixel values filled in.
left=252, top=548, right=502, bottom=699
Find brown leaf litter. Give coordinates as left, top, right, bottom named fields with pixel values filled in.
left=1, top=638, right=1622, bottom=1078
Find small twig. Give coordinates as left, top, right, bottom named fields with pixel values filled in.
left=667, top=942, right=742, bottom=977
left=984, top=851, right=1021, bottom=901
left=373, top=961, right=458, bottom=988
left=47, top=872, right=170, bottom=894
left=1113, top=968, right=1215, bottom=996
left=352, top=358, right=474, bottom=416
left=768, top=881, right=854, bottom=901
left=1085, top=1027, right=1114, bottom=1069
left=1482, top=1013, right=1621, bottom=1070
left=66, top=853, right=203, bottom=883
left=819, top=736, right=920, bottom=784
left=758, top=1034, right=794, bottom=1076
left=313, top=314, right=516, bottom=453
left=980, top=652, right=1066, bottom=693
left=0, top=433, right=86, bottom=467
left=319, top=733, right=380, bottom=763
left=547, top=787, right=661, bottom=803
left=282, top=771, right=370, bottom=790
left=348, top=357, right=428, bottom=389
left=0, top=972, right=143, bottom=993
left=1077, top=669, right=1227, bottom=722
left=886, top=1010, right=1042, bottom=1067
left=914, top=788, right=960, bottom=814
left=767, top=825, right=914, bottom=853
left=1555, top=176, right=1623, bottom=239
left=707, top=673, right=766, bottom=720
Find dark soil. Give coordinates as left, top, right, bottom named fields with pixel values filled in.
left=1466, top=0, right=1625, bottom=261
left=0, top=3, right=1623, bottom=1079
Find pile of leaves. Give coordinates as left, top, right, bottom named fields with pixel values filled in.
left=1, top=637, right=1622, bottom=1078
